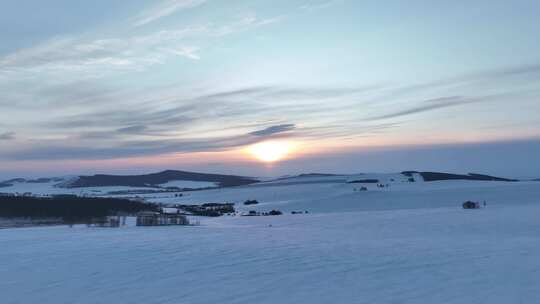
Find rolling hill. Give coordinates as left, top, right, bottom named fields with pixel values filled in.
left=64, top=170, right=259, bottom=188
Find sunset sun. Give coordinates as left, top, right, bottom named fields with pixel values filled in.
left=248, top=141, right=293, bottom=162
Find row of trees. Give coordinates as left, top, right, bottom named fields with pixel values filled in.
left=0, top=196, right=157, bottom=221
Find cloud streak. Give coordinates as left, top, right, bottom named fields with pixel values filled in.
left=1, top=127, right=294, bottom=161
left=301, top=0, right=344, bottom=11
left=132, top=0, right=208, bottom=27
left=0, top=16, right=281, bottom=77
left=249, top=124, right=296, bottom=136
left=0, top=132, right=15, bottom=140
left=364, top=96, right=480, bottom=121
left=1, top=18, right=539, bottom=164
left=388, top=63, right=540, bottom=98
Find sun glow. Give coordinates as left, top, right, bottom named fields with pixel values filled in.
left=248, top=141, right=293, bottom=162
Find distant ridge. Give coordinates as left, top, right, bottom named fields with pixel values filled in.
left=402, top=171, right=518, bottom=182
left=270, top=173, right=340, bottom=182
left=0, top=170, right=521, bottom=190
left=66, top=170, right=259, bottom=188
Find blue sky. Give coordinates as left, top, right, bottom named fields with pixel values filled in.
left=1, top=0, right=539, bottom=178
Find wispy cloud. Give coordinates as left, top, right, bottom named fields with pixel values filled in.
left=249, top=124, right=296, bottom=136
left=388, top=63, right=540, bottom=98
left=2, top=50, right=539, bottom=162
left=39, top=85, right=378, bottom=134
left=0, top=16, right=281, bottom=77
left=364, top=96, right=478, bottom=121
left=132, top=0, right=208, bottom=27
left=1, top=128, right=293, bottom=161
left=301, top=0, right=344, bottom=11
left=161, top=46, right=201, bottom=60
left=117, top=125, right=148, bottom=134
left=0, top=132, right=15, bottom=140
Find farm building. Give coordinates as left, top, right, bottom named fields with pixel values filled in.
left=136, top=211, right=189, bottom=226
left=91, top=216, right=126, bottom=228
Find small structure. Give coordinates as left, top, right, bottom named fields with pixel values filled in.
left=243, top=200, right=259, bottom=205
left=242, top=209, right=283, bottom=217
left=268, top=210, right=282, bottom=216
left=202, top=203, right=234, bottom=212
left=136, top=211, right=189, bottom=226
left=92, top=216, right=126, bottom=228
left=462, top=201, right=481, bottom=209
left=175, top=203, right=235, bottom=217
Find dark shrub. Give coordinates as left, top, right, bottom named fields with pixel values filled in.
left=268, top=210, right=282, bottom=216
left=462, top=201, right=480, bottom=209
left=348, top=179, right=379, bottom=184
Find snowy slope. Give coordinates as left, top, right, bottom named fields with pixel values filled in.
left=139, top=173, right=538, bottom=215
left=0, top=178, right=163, bottom=196
left=0, top=177, right=219, bottom=196
left=1, top=172, right=539, bottom=304
left=1, top=202, right=539, bottom=304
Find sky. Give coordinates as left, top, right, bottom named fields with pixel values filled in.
left=1, top=0, right=540, bottom=179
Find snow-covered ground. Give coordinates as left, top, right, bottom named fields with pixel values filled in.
left=1, top=174, right=540, bottom=303
left=0, top=179, right=161, bottom=196
left=0, top=178, right=219, bottom=196
left=142, top=174, right=540, bottom=215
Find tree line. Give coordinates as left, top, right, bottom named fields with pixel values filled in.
left=0, top=196, right=157, bottom=221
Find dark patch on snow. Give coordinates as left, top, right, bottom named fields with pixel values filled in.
left=347, top=179, right=379, bottom=184
left=273, top=173, right=339, bottom=181
left=401, top=171, right=419, bottom=177
left=27, top=178, right=54, bottom=183
left=420, top=172, right=517, bottom=182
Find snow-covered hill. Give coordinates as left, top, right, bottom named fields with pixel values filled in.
left=1, top=170, right=538, bottom=303
left=2, top=182, right=540, bottom=303
left=0, top=170, right=258, bottom=196
left=130, top=172, right=533, bottom=215
left=0, top=170, right=519, bottom=198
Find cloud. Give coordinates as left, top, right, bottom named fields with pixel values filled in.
left=75, top=125, right=160, bottom=140
left=213, top=15, right=286, bottom=36
left=50, top=108, right=197, bottom=133
left=475, top=63, right=540, bottom=79
left=161, top=46, right=201, bottom=60
left=0, top=16, right=281, bottom=77
left=0, top=129, right=288, bottom=161
left=389, top=63, right=540, bottom=98
left=198, top=85, right=381, bottom=102
left=0, top=120, right=406, bottom=161
left=0, top=35, right=197, bottom=75
left=39, top=85, right=373, bottom=131
left=301, top=0, right=344, bottom=11
left=132, top=0, right=208, bottom=27
left=117, top=125, right=148, bottom=134
left=249, top=124, right=296, bottom=136
left=2, top=60, right=538, bottom=163
left=364, top=96, right=487, bottom=121
left=0, top=132, right=15, bottom=140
